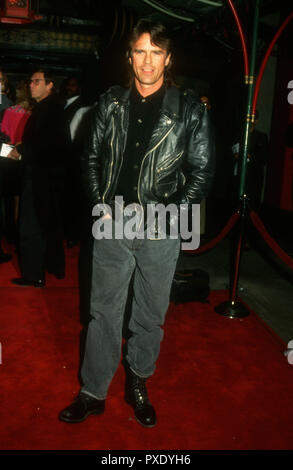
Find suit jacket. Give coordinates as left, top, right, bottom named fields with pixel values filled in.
left=17, top=94, right=69, bottom=228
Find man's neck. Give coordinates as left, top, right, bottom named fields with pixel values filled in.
left=134, top=78, right=164, bottom=97
left=36, top=92, right=51, bottom=103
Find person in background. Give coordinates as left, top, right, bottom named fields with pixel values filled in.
left=200, top=95, right=211, bottom=111
left=63, top=75, right=92, bottom=247
left=232, top=110, right=269, bottom=211
left=0, top=80, right=32, bottom=245
left=0, top=68, right=14, bottom=263
left=7, top=69, right=68, bottom=286
left=1, top=80, right=32, bottom=145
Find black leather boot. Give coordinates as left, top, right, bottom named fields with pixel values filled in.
left=125, top=369, right=157, bottom=428
left=12, top=277, right=45, bottom=287
left=59, top=393, right=105, bottom=423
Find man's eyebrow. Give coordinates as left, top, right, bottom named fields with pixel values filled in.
left=133, top=48, right=164, bottom=53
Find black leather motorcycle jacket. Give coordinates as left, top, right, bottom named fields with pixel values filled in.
left=81, top=85, right=214, bottom=210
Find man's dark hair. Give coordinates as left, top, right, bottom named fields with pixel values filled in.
left=32, top=68, right=57, bottom=93
left=126, top=18, right=175, bottom=88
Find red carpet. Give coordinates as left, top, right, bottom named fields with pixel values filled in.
left=0, top=244, right=293, bottom=450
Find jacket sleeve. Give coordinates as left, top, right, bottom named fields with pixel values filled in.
left=81, top=95, right=106, bottom=207
left=179, top=100, right=215, bottom=205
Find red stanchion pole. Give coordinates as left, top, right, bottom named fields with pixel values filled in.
left=215, top=0, right=261, bottom=318
left=215, top=196, right=250, bottom=318
left=227, top=0, right=249, bottom=78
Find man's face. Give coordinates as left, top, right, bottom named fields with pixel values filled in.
left=129, top=32, right=170, bottom=95
left=66, top=78, right=80, bottom=98
left=29, top=72, right=53, bottom=102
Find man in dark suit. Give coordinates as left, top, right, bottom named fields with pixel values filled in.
left=63, top=76, right=83, bottom=121
left=62, top=75, right=87, bottom=246
left=8, top=69, right=68, bottom=286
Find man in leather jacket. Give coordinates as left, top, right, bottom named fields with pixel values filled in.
left=59, top=19, right=214, bottom=427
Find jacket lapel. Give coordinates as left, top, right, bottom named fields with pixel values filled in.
left=144, top=87, right=180, bottom=155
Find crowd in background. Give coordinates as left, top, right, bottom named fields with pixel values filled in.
left=0, top=68, right=95, bottom=279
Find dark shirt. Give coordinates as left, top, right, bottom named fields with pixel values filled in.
left=116, top=84, right=165, bottom=204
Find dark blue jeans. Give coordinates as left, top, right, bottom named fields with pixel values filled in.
left=81, top=227, right=180, bottom=399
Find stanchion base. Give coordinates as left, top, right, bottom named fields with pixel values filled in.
left=215, top=300, right=250, bottom=319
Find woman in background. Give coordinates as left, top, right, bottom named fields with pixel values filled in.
left=0, top=80, right=32, bottom=253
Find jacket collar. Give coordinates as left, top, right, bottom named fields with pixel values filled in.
left=117, top=85, right=181, bottom=121
left=161, top=87, right=181, bottom=120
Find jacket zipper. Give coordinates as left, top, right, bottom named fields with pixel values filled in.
left=137, top=121, right=175, bottom=234
left=102, top=116, right=115, bottom=203
left=138, top=122, right=175, bottom=206
left=156, top=151, right=183, bottom=176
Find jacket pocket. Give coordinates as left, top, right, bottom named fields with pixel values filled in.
left=156, top=151, right=183, bottom=181
left=156, top=180, right=178, bottom=199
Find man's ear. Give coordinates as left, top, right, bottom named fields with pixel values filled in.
left=128, top=55, right=132, bottom=65
left=47, top=81, right=54, bottom=91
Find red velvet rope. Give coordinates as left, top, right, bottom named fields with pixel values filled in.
left=249, top=210, right=293, bottom=270
left=227, top=0, right=249, bottom=77
left=182, top=211, right=240, bottom=254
